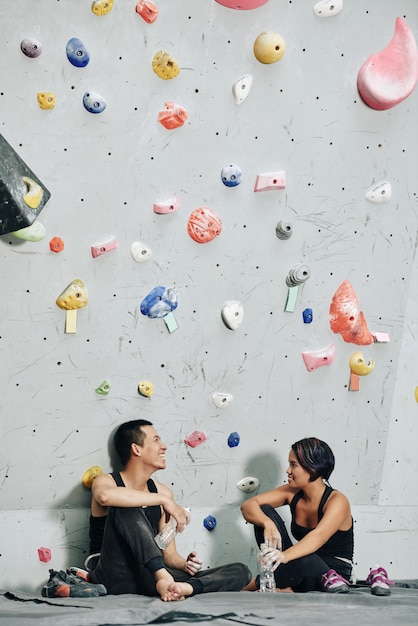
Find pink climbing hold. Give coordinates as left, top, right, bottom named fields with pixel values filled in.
left=215, top=1, right=269, bottom=9
left=184, top=430, right=207, bottom=448
left=357, top=17, right=418, bottom=111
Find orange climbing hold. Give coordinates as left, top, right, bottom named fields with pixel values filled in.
left=49, top=236, right=64, bottom=253
left=329, top=280, right=373, bottom=345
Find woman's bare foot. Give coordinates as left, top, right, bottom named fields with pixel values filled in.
left=242, top=577, right=257, bottom=591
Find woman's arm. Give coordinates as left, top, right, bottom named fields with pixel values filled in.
left=267, top=491, right=352, bottom=568
left=240, top=485, right=296, bottom=548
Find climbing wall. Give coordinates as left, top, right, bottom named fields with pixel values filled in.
left=0, top=0, right=417, bottom=592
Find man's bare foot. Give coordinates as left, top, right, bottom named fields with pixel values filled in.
left=164, top=582, right=194, bottom=602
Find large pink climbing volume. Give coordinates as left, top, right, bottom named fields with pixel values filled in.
left=357, top=17, right=418, bottom=111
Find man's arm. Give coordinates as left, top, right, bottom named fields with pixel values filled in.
left=91, top=474, right=190, bottom=532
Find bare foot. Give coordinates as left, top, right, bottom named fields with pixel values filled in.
left=242, top=577, right=257, bottom=591
left=156, top=579, right=194, bottom=602
left=276, top=587, right=294, bottom=593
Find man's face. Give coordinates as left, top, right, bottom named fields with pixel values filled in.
left=140, top=425, right=167, bottom=471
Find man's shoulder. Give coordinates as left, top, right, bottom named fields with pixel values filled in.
left=150, top=478, right=172, bottom=497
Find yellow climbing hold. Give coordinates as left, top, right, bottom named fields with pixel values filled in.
left=253, top=31, right=286, bottom=64
left=22, top=177, right=43, bottom=209
left=82, top=466, right=103, bottom=488
left=37, top=92, right=56, bottom=110
left=91, top=0, right=114, bottom=15
left=152, top=50, right=181, bottom=80
left=56, top=279, right=88, bottom=311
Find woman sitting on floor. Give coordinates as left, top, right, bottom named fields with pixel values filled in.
left=241, top=437, right=392, bottom=595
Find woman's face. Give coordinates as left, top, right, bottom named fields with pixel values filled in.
left=286, top=449, right=311, bottom=488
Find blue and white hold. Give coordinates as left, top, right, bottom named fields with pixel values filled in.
left=66, top=38, right=90, bottom=67
left=221, top=163, right=243, bottom=187
left=140, top=286, right=178, bottom=319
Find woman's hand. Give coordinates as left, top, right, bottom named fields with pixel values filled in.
left=260, top=546, right=286, bottom=571
left=185, top=551, right=203, bottom=576
left=263, top=520, right=282, bottom=550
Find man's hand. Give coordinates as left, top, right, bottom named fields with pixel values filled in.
left=162, top=500, right=191, bottom=534
left=185, top=551, right=203, bottom=576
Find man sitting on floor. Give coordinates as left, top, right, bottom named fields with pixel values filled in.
left=89, top=419, right=251, bottom=601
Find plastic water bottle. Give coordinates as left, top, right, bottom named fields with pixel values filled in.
left=154, top=517, right=176, bottom=549
left=154, top=507, right=190, bottom=549
left=258, top=543, right=276, bottom=592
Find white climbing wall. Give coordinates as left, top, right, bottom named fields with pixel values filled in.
left=0, top=0, right=417, bottom=592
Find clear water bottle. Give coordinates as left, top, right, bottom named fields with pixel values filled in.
left=258, top=543, right=276, bottom=592
left=154, top=517, right=176, bottom=549
left=154, top=507, right=190, bottom=550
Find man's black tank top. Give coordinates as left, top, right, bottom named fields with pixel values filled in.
left=89, top=472, right=161, bottom=554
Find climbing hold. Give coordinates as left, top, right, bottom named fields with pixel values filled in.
left=83, top=91, right=107, bottom=114
left=254, top=171, right=286, bottom=192
left=0, top=134, right=51, bottom=235
left=329, top=280, right=373, bottom=345
left=91, top=0, right=114, bottom=16
left=140, top=286, right=178, bottom=318
left=203, top=515, right=217, bottom=531
left=91, top=237, right=118, bottom=258
left=254, top=31, right=286, bottom=64
left=286, top=264, right=310, bottom=287
left=82, top=466, right=103, bottom=488
left=20, top=38, right=42, bottom=58
left=66, top=38, right=90, bottom=68
left=56, top=279, right=88, bottom=311
left=153, top=193, right=180, bottom=214
left=152, top=49, right=180, bottom=80
left=372, top=332, right=390, bottom=343
left=138, top=380, right=153, bottom=397
left=415, top=387, right=418, bottom=403
left=237, top=476, right=259, bottom=493
left=49, top=236, right=64, bottom=253
left=302, top=343, right=335, bottom=371
left=228, top=432, right=240, bottom=448
left=313, top=0, right=343, bottom=17
left=221, top=300, right=244, bottom=331
left=95, top=380, right=111, bottom=395
left=232, top=74, right=253, bottom=105
left=37, top=93, right=56, bottom=110
left=275, top=220, right=293, bottom=239
left=357, top=17, right=418, bottom=111
left=37, top=547, right=52, bottom=563
left=349, top=351, right=375, bottom=376
left=131, top=241, right=152, bottom=262
left=212, top=392, right=233, bottom=409
left=215, top=0, right=270, bottom=9
left=365, top=181, right=392, bottom=204
left=187, top=207, right=222, bottom=244
left=22, top=177, right=43, bottom=209
left=136, top=0, right=159, bottom=23
left=221, top=164, right=242, bottom=187
left=158, top=101, right=188, bottom=129
left=11, top=222, right=46, bottom=241
left=302, top=308, right=313, bottom=324
left=56, top=278, right=88, bottom=334
left=184, top=430, right=207, bottom=448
